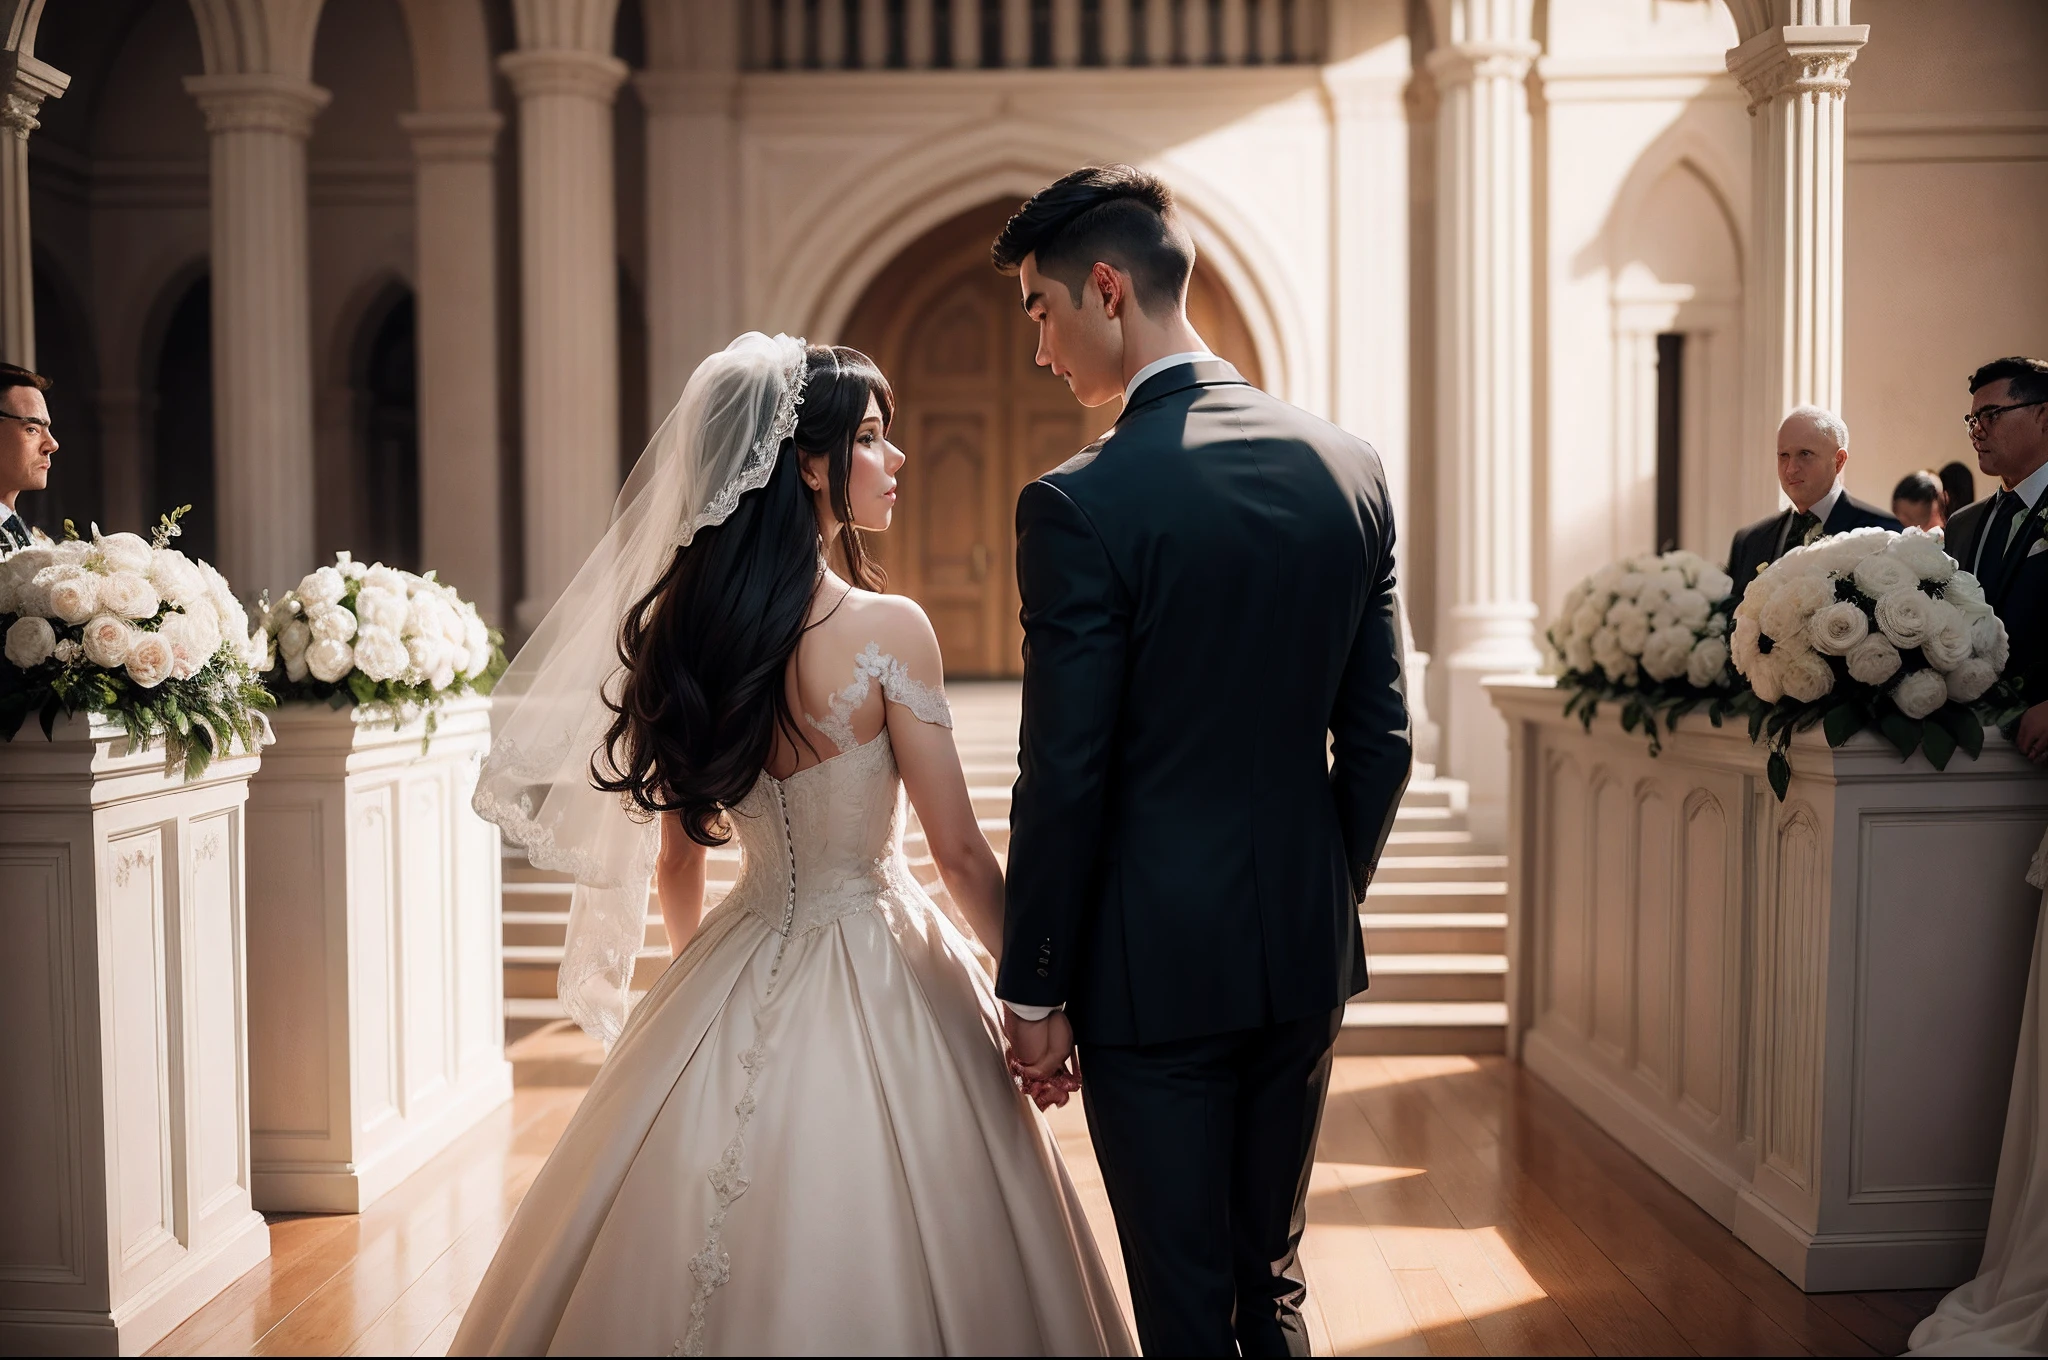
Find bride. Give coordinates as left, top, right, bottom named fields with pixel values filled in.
left=454, top=334, right=1133, bottom=1356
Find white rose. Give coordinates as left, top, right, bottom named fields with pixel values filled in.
left=1890, top=531, right=1955, bottom=584
left=53, top=638, right=80, bottom=664
left=1943, top=573, right=1987, bottom=610
left=93, top=531, right=153, bottom=574
left=148, top=550, right=207, bottom=607
left=307, top=604, right=358, bottom=643
left=1608, top=601, right=1651, bottom=654
left=1872, top=588, right=1935, bottom=649
left=97, top=569, right=159, bottom=621
left=1807, top=601, right=1870, bottom=656
left=1731, top=614, right=1763, bottom=672
left=157, top=610, right=218, bottom=681
left=1920, top=600, right=1972, bottom=672
left=305, top=637, right=355, bottom=683
left=1945, top=658, right=1998, bottom=705
left=1851, top=551, right=1919, bottom=599
left=297, top=566, right=347, bottom=607
left=1591, top=625, right=1625, bottom=670
left=363, top=565, right=408, bottom=597
left=1570, top=602, right=1603, bottom=641
left=1780, top=646, right=1836, bottom=703
left=1589, top=565, right=1622, bottom=596
left=1565, top=635, right=1595, bottom=674
left=1970, top=612, right=2010, bottom=672
left=279, top=618, right=313, bottom=660
left=356, top=587, right=408, bottom=633
left=124, top=631, right=174, bottom=689
left=1748, top=650, right=1786, bottom=704
left=1666, top=588, right=1711, bottom=630
left=1758, top=588, right=1815, bottom=645
left=80, top=614, right=134, bottom=668
left=1704, top=613, right=1729, bottom=638
left=352, top=626, right=409, bottom=682
left=50, top=539, right=91, bottom=567
left=1642, top=626, right=1695, bottom=682
left=404, top=632, right=447, bottom=686
left=1696, top=566, right=1735, bottom=603
left=1845, top=634, right=1902, bottom=686
left=1891, top=668, right=1948, bottom=720
left=44, top=569, right=99, bottom=625
left=4, top=615, right=56, bottom=668
left=461, top=617, right=491, bottom=678
left=1686, top=637, right=1729, bottom=688
left=284, top=648, right=310, bottom=682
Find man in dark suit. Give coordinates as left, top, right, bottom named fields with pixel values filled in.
left=0, top=363, right=58, bottom=553
left=990, top=166, right=1412, bottom=1356
left=1945, top=356, right=2048, bottom=765
left=1727, top=404, right=1900, bottom=586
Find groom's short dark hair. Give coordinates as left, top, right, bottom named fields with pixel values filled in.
left=991, top=165, right=1194, bottom=319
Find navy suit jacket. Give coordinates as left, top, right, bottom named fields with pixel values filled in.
left=1946, top=495, right=2048, bottom=704
left=1727, top=492, right=1901, bottom=590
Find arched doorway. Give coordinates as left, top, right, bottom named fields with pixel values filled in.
left=353, top=286, right=421, bottom=571
left=153, top=275, right=216, bottom=565
left=840, top=199, right=1264, bottom=677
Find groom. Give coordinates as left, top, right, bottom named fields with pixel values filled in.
left=992, top=166, right=1412, bottom=1356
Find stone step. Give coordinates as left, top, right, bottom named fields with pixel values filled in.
left=1373, top=854, right=1508, bottom=884
left=1362, top=953, right=1507, bottom=1002
left=1361, top=911, right=1507, bottom=954
left=1393, top=804, right=1466, bottom=830
left=1385, top=828, right=1478, bottom=850
left=1336, top=1001, right=1507, bottom=1055
left=1362, top=880, right=1508, bottom=914
left=1397, top=779, right=1467, bottom=813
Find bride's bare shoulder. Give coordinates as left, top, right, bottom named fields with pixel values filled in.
left=813, top=587, right=943, bottom=669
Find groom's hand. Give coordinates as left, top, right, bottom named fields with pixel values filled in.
left=1003, top=1008, right=1075, bottom=1082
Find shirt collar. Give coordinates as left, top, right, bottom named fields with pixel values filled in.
left=1799, top=480, right=1844, bottom=526
left=1123, top=351, right=1216, bottom=406
left=2008, top=459, right=2048, bottom=510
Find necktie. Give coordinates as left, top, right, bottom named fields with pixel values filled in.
left=1790, top=510, right=1821, bottom=550
left=1, top=513, right=27, bottom=550
left=1983, top=491, right=2030, bottom=603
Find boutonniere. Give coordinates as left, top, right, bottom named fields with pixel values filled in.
left=2027, top=500, right=2048, bottom=559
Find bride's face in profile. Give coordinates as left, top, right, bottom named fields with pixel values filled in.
left=807, top=392, right=904, bottom=536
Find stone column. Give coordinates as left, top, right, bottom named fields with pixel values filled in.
left=95, top=386, right=150, bottom=533
left=1727, top=19, right=1868, bottom=521
left=0, top=47, right=66, bottom=368
left=183, top=72, right=329, bottom=597
left=1427, top=0, right=1540, bottom=845
left=637, top=70, right=737, bottom=425
left=499, top=45, right=627, bottom=634
left=398, top=109, right=507, bottom=624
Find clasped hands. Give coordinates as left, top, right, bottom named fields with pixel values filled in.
left=1002, top=1008, right=1082, bottom=1110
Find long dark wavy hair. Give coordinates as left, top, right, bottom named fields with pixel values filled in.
left=591, top=345, right=894, bottom=846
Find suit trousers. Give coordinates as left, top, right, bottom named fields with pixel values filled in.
left=1080, top=1006, right=1345, bottom=1357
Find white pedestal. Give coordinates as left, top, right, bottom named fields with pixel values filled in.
left=244, top=696, right=510, bottom=1214
left=0, top=716, right=272, bottom=1356
left=1491, top=677, right=2048, bottom=1291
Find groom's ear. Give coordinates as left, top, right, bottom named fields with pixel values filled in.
left=1089, top=262, right=1124, bottom=319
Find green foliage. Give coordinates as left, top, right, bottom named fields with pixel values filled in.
left=1557, top=668, right=1743, bottom=758
left=1736, top=680, right=2021, bottom=802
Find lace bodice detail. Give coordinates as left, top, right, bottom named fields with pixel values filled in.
left=804, top=641, right=953, bottom=753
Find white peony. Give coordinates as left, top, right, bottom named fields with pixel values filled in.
left=4, top=615, right=57, bottom=668
left=80, top=614, right=134, bottom=668
left=96, top=569, right=159, bottom=621
left=1943, top=573, right=1987, bottom=610
left=53, top=639, right=80, bottom=664
left=1564, top=635, right=1595, bottom=674
left=278, top=618, right=313, bottom=660
left=1891, top=668, right=1948, bottom=720
left=1779, top=645, right=1836, bottom=703
left=1641, top=626, right=1695, bottom=682
left=1759, top=575, right=1832, bottom=643
left=1666, top=588, right=1711, bottom=629
left=1686, top=637, right=1729, bottom=688
left=49, top=539, right=91, bottom=567
left=44, top=569, right=100, bottom=625
left=1945, top=658, right=1998, bottom=705
left=307, top=604, right=358, bottom=643
left=305, top=637, right=355, bottom=683
left=461, top=615, right=490, bottom=678
left=1920, top=600, right=1972, bottom=672
left=1570, top=602, right=1603, bottom=641
left=363, top=565, right=409, bottom=597
left=1873, top=588, right=1935, bottom=649
left=124, top=631, right=174, bottom=688
left=297, top=566, right=347, bottom=608
left=1970, top=612, right=2010, bottom=672
left=93, top=531, right=153, bottom=574
left=429, top=655, right=456, bottom=691
left=1697, top=566, right=1735, bottom=603
left=1890, top=531, right=1955, bottom=584
left=1731, top=614, right=1763, bottom=672
left=1845, top=634, right=1903, bottom=686
left=1608, top=601, right=1651, bottom=654
left=404, top=632, right=447, bottom=686
left=1851, top=551, right=1919, bottom=599
left=148, top=550, right=207, bottom=607
left=1807, top=601, right=1870, bottom=656
left=1748, top=650, right=1786, bottom=704
left=157, top=609, right=220, bottom=680
left=355, top=587, right=407, bottom=633
left=353, top=626, right=409, bottom=682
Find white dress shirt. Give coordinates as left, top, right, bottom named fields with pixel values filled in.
left=1776, top=479, right=1844, bottom=556
left=1976, top=458, right=2048, bottom=575
left=1000, top=350, right=1218, bottom=1025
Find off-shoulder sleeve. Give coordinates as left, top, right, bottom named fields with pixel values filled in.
left=874, top=645, right=953, bottom=730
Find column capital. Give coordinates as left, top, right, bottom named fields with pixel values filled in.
left=1425, top=40, right=1540, bottom=88
left=0, top=48, right=67, bottom=139
left=398, top=108, right=503, bottom=162
left=1726, top=24, right=1868, bottom=116
left=497, top=47, right=629, bottom=103
left=633, top=69, right=738, bottom=119
left=183, top=72, right=330, bottom=138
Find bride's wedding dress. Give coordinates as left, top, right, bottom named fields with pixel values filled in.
left=451, top=653, right=1132, bottom=1357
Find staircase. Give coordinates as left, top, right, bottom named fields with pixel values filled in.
left=500, top=682, right=1507, bottom=1057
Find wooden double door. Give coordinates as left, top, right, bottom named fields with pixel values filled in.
left=841, top=200, right=1260, bottom=677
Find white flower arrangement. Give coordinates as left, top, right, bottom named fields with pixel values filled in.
left=1732, top=526, right=2021, bottom=797
left=1544, top=549, right=1740, bottom=752
left=260, top=552, right=504, bottom=729
left=0, top=508, right=271, bottom=778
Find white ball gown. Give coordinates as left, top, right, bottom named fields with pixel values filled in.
left=450, top=660, right=1133, bottom=1357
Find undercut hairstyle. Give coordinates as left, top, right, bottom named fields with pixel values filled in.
left=991, top=164, right=1195, bottom=319
left=1782, top=403, right=1849, bottom=452
left=1968, top=355, right=2048, bottom=405
left=592, top=345, right=893, bottom=848
left=0, top=363, right=51, bottom=397
left=1939, top=460, right=1977, bottom=511
left=1892, top=469, right=1943, bottom=510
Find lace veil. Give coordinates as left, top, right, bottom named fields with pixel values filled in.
left=474, top=332, right=808, bottom=1045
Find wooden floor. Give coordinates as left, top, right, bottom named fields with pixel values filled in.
left=151, top=1054, right=1943, bottom=1357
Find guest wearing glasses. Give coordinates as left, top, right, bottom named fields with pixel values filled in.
left=1727, top=404, right=1899, bottom=586
left=1947, top=356, right=2048, bottom=764
left=0, top=363, right=57, bottom=553
left=1892, top=469, right=1948, bottom=531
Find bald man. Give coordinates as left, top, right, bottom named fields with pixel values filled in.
left=1727, top=404, right=1899, bottom=586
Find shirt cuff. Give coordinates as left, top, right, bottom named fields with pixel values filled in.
left=1002, top=1001, right=1063, bottom=1022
